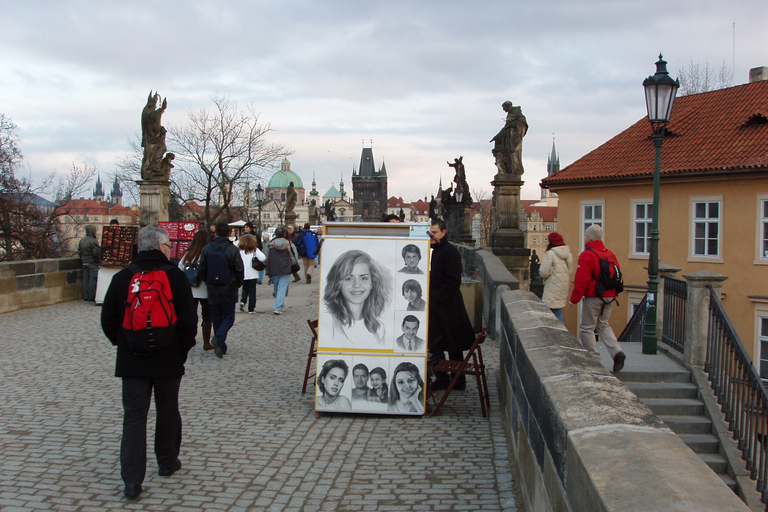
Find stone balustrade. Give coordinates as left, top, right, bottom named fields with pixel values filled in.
left=0, top=257, right=82, bottom=314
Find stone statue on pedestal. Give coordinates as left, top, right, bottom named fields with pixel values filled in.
left=490, top=101, right=528, bottom=176
left=141, top=91, right=172, bottom=181
left=286, top=181, right=297, bottom=214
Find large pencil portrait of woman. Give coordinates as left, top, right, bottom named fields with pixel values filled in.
left=322, top=249, right=393, bottom=348
left=316, top=358, right=352, bottom=411
left=387, top=361, right=425, bottom=414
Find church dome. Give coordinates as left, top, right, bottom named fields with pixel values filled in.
left=267, top=158, right=304, bottom=189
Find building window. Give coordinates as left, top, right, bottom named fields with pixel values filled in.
left=583, top=203, right=603, bottom=232
left=693, top=200, right=720, bottom=257
left=760, top=317, right=768, bottom=382
left=633, top=202, right=652, bottom=255
left=761, top=198, right=768, bottom=260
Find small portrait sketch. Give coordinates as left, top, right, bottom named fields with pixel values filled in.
left=350, top=362, right=371, bottom=403
left=395, top=314, right=426, bottom=353
left=316, top=358, right=352, bottom=411
left=398, top=243, right=425, bottom=274
left=322, top=249, right=393, bottom=348
left=400, top=279, right=426, bottom=311
left=388, top=360, right=425, bottom=414
left=367, top=366, right=389, bottom=404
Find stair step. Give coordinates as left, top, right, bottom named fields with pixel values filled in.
left=659, top=415, right=712, bottom=434
left=642, top=398, right=705, bottom=416
left=699, top=452, right=729, bottom=474
left=678, top=433, right=720, bottom=454
left=625, top=381, right=698, bottom=399
left=719, top=474, right=737, bottom=492
left=616, top=370, right=691, bottom=383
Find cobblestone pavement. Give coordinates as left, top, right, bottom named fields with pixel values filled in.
left=1, top=278, right=518, bottom=511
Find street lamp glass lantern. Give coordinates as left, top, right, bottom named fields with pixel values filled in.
left=254, top=182, right=265, bottom=204
left=643, top=54, right=680, bottom=123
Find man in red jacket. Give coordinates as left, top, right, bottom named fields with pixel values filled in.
left=569, top=224, right=626, bottom=372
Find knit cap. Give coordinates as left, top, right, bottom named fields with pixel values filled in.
left=547, top=232, right=565, bottom=247
left=585, top=224, right=603, bottom=241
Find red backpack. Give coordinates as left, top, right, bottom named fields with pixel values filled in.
left=122, top=264, right=177, bottom=354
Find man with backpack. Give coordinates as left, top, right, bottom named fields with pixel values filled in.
left=297, top=223, right=320, bottom=284
left=101, top=226, right=197, bottom=501
left=569, top=224, right=626, bottom=372
left=198, top=223, right=244, bottom=358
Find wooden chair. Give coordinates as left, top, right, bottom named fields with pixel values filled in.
left=431, top=328, right=490, bottom=417
left=302, top=319, right=319, bottom=394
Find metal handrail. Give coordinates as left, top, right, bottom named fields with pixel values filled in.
left=617, top=294, right=647, bottom=343
left=704, top=285, right=768, bottom=507
left=661, top=277, right=686, bottom=353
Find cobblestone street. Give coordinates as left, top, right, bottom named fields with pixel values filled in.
left=1, top=280, right=518, bottom=511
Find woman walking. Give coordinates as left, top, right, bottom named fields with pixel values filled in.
left=179, top=230, right=214, bottom=350
left=540, top=232, right=573, bottom=323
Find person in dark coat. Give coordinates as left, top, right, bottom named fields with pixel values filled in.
left=77, top=224, right=100, bottom=301
left=101, top=226, right=197, bottom=501
left=198, top=223, right=244, bottom=358
left=427, top=218, right=475, bottom=390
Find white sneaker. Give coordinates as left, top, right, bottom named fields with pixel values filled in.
left=239, top=303, right=245, bottom=312
left=273, top=310, right=282, bottom=315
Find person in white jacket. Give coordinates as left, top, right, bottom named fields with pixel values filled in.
left=539, top=232, right=573, bottom=323
left=238, top=234, right=267, bottom=314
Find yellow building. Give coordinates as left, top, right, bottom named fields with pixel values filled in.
left=542, top=70, right=768, bottom=373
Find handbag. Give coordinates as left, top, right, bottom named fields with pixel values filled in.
left=182, top=262, right=200, bottom=287
left=291, top=262, right=300, bottom=273
left=252, top=256, right=265, bottom=271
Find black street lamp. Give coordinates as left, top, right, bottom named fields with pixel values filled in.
left=254, top=182, right=265, bottom=237
left=642, top=54, right=679, bottom=354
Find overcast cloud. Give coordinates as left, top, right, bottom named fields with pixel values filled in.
left=1, top=0, right=765, bottom=202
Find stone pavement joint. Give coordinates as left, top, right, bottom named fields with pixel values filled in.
left=1, top=278, right=519, bottom=511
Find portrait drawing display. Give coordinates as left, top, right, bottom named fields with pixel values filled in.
left=319, top=238, right=430, bottom=353
left=316, top=235, right=430, bottom=415
left=315, top=354, right=426, bottom=415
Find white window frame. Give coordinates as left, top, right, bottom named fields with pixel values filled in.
left=688, top=195, right=723, bottom=263
left=581, top=200, right=604, bottom=248
left=630, top=198, right=652, bottom=259
left=757, top=314, right=768, bottom=383
left=757, top=194, right=768, bottom=265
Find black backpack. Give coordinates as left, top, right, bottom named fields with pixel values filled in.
left=588, top=248, right=624, bottom=296
left=205, top=244, right=232, bottom=287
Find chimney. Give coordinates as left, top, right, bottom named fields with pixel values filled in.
left=749, top=67, right=768, bottom=83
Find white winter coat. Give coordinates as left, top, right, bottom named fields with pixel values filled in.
left=540, top=245, right=573, bottom=309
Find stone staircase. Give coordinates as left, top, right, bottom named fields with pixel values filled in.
left=616, top=366, right=735, bottom=490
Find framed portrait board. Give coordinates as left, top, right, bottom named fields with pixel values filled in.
left=316, top=225, right=430, bottom=415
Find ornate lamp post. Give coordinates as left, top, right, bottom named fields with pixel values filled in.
left=642, top=54, right=679, bottom=354
left=452, top=182, right=464, bottom=243
left=254, top=182, right=265, bottom=237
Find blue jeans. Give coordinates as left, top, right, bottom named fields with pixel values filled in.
left=258, top=269, right=265, bottom=282
left=82, top=263, right=98, bottom=300
left=551, top=308, right=564, bottom=323
left=209, top=303, right=236, bottom=353
left=271, top=274, right=290, bottom=312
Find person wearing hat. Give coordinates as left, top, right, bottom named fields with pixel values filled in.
left=540, top=232, right=573, bottom=323
left=569, top=224, right=626, bottom=372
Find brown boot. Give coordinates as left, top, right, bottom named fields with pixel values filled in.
left=202, top=321, right=213, bottom=350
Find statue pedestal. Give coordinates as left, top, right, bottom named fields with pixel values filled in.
left=460, top=204, right=475, bottom=246
left=285, top=211, right=298, bottom=229
left=490, top=172, right=529, bottom=272
left=137, top=179, right=171, bottom=227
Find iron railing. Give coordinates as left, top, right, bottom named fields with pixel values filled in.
left=661, top=277, right=687, bottom=353
left=705, top=285, right=768, bottom=507
left=617, top=294, right=647, bottom=343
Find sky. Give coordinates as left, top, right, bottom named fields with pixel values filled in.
left=1, top=0, right=766, bottom=205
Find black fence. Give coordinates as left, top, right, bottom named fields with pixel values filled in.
left=705, top=285, right=768, bottom=509
left=661, top=277, right=687, bottom=353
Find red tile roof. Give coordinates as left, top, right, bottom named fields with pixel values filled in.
left=521, top=202, right=558, bottom=222
left=411, top=199, right=429, bottom=215
left=542, top=79, right=768, bottom=187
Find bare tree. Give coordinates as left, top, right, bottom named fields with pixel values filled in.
left=677, top=60, right=733, bottom=96
left=472, top=188, right=496, bottom=247
left=0, top=114, right=95, bottom=260
left=167, top=95, right=291, bottom=226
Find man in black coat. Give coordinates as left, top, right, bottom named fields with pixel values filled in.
left=101, top=226, right=197, bottom=501
left=428, top=219, right=475, bottom=390
left=198, top=222, right=244, bottom=358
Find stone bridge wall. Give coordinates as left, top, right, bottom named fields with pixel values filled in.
left=0, top=257, right=82, bottom=314
left=455, top=244, right=748, bottom=512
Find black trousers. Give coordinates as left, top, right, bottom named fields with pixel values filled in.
left=121, top=377, right=182, bottom=485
